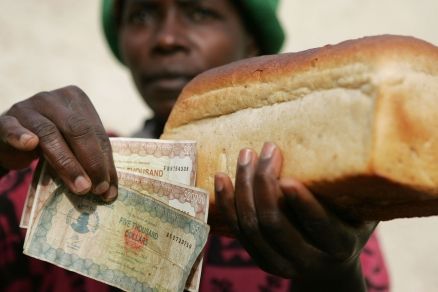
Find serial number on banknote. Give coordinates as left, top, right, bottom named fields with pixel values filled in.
left=166, top=232, right=193, bottom=249
left=163, top=166, right=190, bottom=172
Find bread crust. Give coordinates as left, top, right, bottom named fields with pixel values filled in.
left=162, top=35, right=438, bottom=225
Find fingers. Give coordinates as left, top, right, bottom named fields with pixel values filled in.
left=58, top=112, right=109, bottom=195
left=0, top=115, right=40, bottom=169
left=233, top=147, right=297, bottom=278
left=24, top=113, right=93, bottom=195
left=0, top=115, right=39, bottom=151
left=64, top=87, right=118, bottom=200
left=214, top=172, right=239, bottom=235
left=280, top=179, right=376, bottom=261
left=4, top=86, right=117, bottom=200
left=252, top=143, right=319, bottom=270
left=73, top=88, right=118, bottom=200
left=216, top=142, right=377, bottom=279
left=98, top=133, right=118, bottom=201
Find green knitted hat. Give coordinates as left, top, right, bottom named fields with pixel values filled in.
left=101, top=0, right=285, bottom=63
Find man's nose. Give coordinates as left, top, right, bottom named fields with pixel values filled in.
left=153, top=10, right=188, bottom=54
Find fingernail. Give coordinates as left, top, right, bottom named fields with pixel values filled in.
left=238, top=149, right=252, bottom=165
left=94, top=181, right=110, bottom=195
left=260, top=143, right=276, bottom=160
left=103, top=185, right=118, bottom=202
left=215, top=176, right=224, bottom=193
left=74, top=176, right=91, bottom=194
left=19, top=133, right=35, bottom=146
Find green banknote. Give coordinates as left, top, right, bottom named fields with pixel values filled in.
left=23, top=186, right=209, bottom=292
left=117, top=171, right=209, bottom=292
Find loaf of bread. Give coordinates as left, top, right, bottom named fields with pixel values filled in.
left=162, top=35, right=438, bottom=223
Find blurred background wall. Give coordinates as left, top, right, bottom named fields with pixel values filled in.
left=1, top=1, right=438, bottom=291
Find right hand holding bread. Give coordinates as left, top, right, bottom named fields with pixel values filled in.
left=215, top=143, right=374, bottom=291
left=0, top=85, right=118, bottom=201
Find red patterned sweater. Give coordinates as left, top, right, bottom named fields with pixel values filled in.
left=0, top=164, right=390, bottom=292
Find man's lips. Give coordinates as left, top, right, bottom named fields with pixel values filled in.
left=150, top=76, right=191, bottom=89
left=141, top=73, right=195, bottom=91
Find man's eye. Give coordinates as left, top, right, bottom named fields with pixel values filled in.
left=127, top=9, right=154, bottom=25
left=188, top=7, right=220, bottom=22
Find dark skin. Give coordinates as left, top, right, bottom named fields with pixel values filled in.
left=119, top=0, right=258, bottom=122
left=0, top=0, right=376, bottom=290
left=215, top=143, right=375, bottom=290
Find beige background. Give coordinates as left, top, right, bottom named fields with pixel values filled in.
left=1, top=1, right=438, bottom=291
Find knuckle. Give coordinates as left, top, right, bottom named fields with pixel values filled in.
left=26, top=91, right=57, bottom=110
left=239, top=214, right=259, bottom=236
left=53, top=155, right=77, bottom=171
left=95, top=129, right=112, bottom=152
left=257, top=211, right=282, bottom=231
left=63, top=85, right=88, bottom=100
left=9, top=102, right=22, bottom=114
left=8, top=99, right=31, bottom=115
left=84, top=157, right=106, bottom=176
left=32, top=91, right=52, bottom=103
left=65, top=84, right=82, bottom=93
left=65, top=115, right=92, bottom=138
left=32, top=90, right=50, bottom=98
left=33, top=121, right=58, bottom=140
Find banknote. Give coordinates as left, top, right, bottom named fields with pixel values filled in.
left=111, top=137, right=197, bottom=186
left=21, top=138, right=207, bottom=291
left=117, top=171, right=208, bottom=222
left=20, top=138, right=198, bottom=229
left=21, top=161, right=61, bottom=232
left=117, top=171, right=208, bottom=291
left=24, top=170, right=208, bottom=291
left=19, top=160, right=45, bottom=228
left=24, top=185, right=209, bottom=292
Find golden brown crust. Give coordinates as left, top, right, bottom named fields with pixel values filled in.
left=165, top=35, right=438, bottom=130
left=162, top=35, right=438, bottom=226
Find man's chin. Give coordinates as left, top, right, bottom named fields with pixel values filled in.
left=141, top=90, right=180, bottom=120
left=154, top=101, right=177, bottom=121
left=142, top=77, right=189, bottom=98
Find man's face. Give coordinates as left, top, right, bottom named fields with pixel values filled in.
left=119, top=0, right=257, bottom=120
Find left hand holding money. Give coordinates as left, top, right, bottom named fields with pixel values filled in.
left=0, top=86, right=117, bottom=201
left=214, top=142, right=377, bottom=292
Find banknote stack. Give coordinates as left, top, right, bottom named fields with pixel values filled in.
left=20, top=138, right=210, bottom=292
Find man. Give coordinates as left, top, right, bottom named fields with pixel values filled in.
left=0, top=0, right=389, bottom=291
